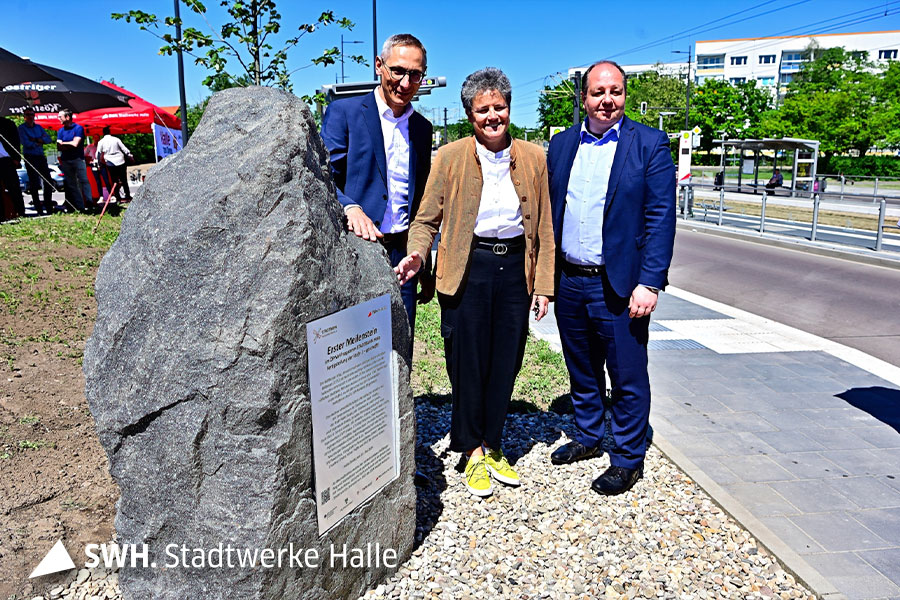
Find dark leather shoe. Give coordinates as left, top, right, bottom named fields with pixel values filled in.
left=550, top=440, right=602, bottom=465
left=591, top=465, right=643, bottom=496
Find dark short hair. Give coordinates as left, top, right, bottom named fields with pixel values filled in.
left=380, top=33, right=427, bottom=70
left=103, top=126, right=111, bottom=136
left=23, top=108, right=35, bottom=114
left=581, top=61, right=628, bottom=94
left=58, top=108, right=74, bottom=119
left=461, top=67, right=512, bottom=114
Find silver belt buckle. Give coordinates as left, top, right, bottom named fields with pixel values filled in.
left=492, top=243, right=508, bottom=256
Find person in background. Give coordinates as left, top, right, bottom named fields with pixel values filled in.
left=395, top=68, right=555, bottom=498
left=85, top=135, right=111, bottom=201
left=0, top=116, right=25, bottom=218
left=17, top=108, right=55, bottom=215
left=766, top=168, right=783, bottom=190
left=56, top=109, right=91, bottom=212
left=96, top=127, right=133, bottom=202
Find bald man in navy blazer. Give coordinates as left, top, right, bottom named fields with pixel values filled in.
left=321, top=33, right=433, bottom=340
left=547, top=61, right=676, bottom=496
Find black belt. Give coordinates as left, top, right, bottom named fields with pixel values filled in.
left=380, top=231, right=408, bottom=248
left=473, top=235, right=525, bottom=255
left=562, top=261, right=605, bottom=276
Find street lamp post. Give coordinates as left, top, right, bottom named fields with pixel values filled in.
left=174, top=0, right=189, bottom=144
left=372, top=0, right=378, bottom=80
left=672, top=47, right=692, bottom=130
left=340, top=35, right=364, bottom=83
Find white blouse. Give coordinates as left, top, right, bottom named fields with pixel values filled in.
left=473, top=141, right=524, bottom=239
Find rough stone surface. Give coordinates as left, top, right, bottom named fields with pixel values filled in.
left=83, top=86, right=415, bottom=600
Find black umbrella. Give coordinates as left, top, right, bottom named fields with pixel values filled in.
left=0, top=62, right=131, bottom=117
left=0, top=47, right=60, bottom=87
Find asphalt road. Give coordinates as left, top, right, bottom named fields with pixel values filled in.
left=669, top=228, right=900, bottom=367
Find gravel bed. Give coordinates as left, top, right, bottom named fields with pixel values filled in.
left=40, top=400, right=816, bottom=600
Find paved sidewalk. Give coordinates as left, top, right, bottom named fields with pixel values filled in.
left=531, top=287, right=900, bottom=600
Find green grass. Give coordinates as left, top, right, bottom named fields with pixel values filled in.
left=0, top=213, right=122, bottom=250
left=412, top=298, right=570, bottom=412
left=18, top=416, right=39, bottom=426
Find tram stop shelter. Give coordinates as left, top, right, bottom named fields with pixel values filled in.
left=714, top=137, right=820, bottom=196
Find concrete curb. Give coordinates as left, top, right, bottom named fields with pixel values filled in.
left=676, top=220, right=900, bottom=270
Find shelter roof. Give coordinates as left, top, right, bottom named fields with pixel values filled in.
left=712, top=138, right=820, bottom=152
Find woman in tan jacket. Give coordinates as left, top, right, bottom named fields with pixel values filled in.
left=396, top=67, right=555, bottom=498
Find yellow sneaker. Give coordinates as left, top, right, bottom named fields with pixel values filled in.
left=464, top=455, right=493, bottom=497
left=484, top=448, right=520, bottom=486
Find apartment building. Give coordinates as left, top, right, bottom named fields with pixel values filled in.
left=694, top=30, right=900, bottom=89
left=568, top=30, right=899, bottom=90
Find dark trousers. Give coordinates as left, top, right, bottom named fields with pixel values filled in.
left=58, top=158, right=90, bottom=211
left=0, top=156, right=24, bottom=217
left=23, top=153, right=55, bottom=211
left=92, top=163, right=111, bottom=194
left=106, top=162, right=130, bottom=199
left=382, top=235, right=418, bottom=361
left=440, top=248, right=530, bottom=452
left=555, top=269, right=651, bottom=469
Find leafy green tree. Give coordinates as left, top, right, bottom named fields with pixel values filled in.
left=445, top=120, right=473, bottom=142
left=759, top=46, right=891, bottom=158
left=688, top=79, right=771, bottom=152
left=624, top=69, right=687, bottom=132
left=537, top=80, right=576, bottom=133
left=509, top=124, right=545, bottom=141
left=873, top=61, right=900, bottom=148
left=120, top=133, right=155, bottom=163
left=112, top=1, right=365, bottom=92
left=186, top=98, right=211, bottom=136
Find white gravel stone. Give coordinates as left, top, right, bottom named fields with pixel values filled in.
left=46, top=401, right=817, bottom=600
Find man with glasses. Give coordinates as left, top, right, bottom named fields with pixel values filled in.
left=321, top=33, right=434, bottom=343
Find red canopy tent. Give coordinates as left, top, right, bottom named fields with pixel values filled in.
left=33, top=81, right=180, bottom=136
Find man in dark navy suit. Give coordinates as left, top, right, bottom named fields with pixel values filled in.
left=321, top=33, right=433, bottom=338
left=547, top=61, right=676, bottom=496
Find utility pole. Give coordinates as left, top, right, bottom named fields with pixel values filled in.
left=443, top=107, right=448, bottom=146
left=250, top=0, right=260, bottom=84
left=673, top=47, right=692, bottom=129
left=372, top=0, right=378, bottom=80
left=340, top=35, right=364, bottom=83
left=573, top=70, right=582, bottom=125
left=174, top=0, right=189, bottom=144
left=685, top=46, right=691, bottom=129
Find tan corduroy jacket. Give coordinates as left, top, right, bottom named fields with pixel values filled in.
left=407, top=137, right=555, bottom=298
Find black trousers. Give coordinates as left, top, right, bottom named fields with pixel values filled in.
left=0, top=157, right=24, bottom=217
left=106, top=163, right=131, bottom=199
left=440, top=247, right=530, bottom=452
left=23, top=153, right=55, bottom=211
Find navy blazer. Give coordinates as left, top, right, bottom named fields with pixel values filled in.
left=321, top=91, right=433, bottom=229
left=547, top=116, right=676, bottom=299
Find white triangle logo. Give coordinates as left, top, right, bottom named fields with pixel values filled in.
left=29, top=539, right=77, bottom=578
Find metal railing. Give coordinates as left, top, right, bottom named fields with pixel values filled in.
left=678, top=182, right=900, bottom=253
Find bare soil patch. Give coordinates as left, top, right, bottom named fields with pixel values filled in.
left=0, top=214, right=122, bottom=599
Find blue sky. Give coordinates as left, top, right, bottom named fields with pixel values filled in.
left=3, top=0, right=899, bottom=127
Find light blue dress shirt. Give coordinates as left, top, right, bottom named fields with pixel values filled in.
left=561, top=119, right=622, bottom=266
left=374, top=90, right=412, bottom=234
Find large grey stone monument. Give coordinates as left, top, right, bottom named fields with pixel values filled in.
left=83, top=87, right=415, bottom=599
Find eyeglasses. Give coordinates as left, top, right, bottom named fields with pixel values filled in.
left=382, top=63, right=426, bottom=84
